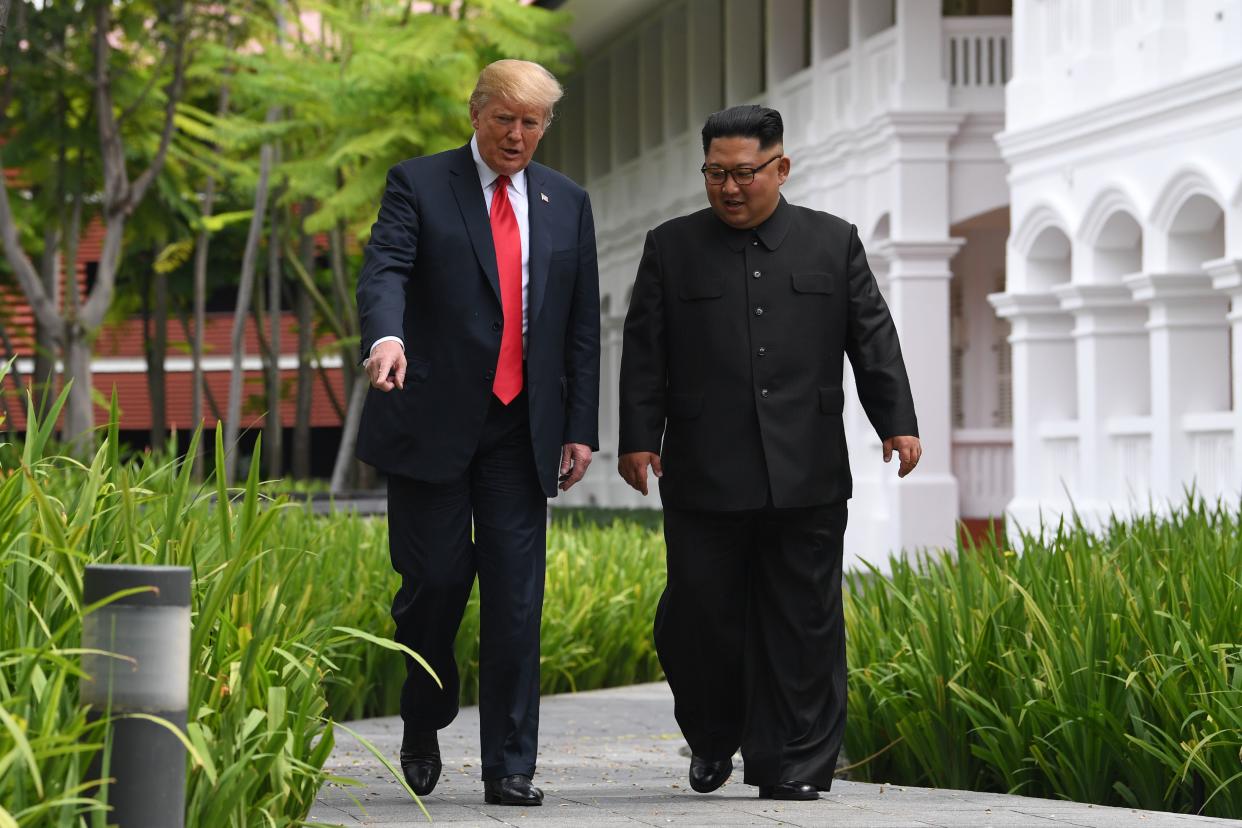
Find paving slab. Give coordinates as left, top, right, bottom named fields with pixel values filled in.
left=310, top=683, right=1236, bottom=827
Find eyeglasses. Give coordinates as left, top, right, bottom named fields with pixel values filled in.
left=700, top=154, right=783, bottom=186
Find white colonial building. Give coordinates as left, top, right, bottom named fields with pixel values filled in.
left=537, top=0, right=1242, bottom=568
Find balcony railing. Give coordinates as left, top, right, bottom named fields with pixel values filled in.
left=943, top=17, right=1012, bottom=109
left=952, top=428, right=1013, bottom=518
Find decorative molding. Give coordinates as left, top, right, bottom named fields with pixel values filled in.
left=988, top=291, right=1064, bottom=319
left=997, top=61, right=1242, bottom=164
left=1010, top=202, right=1074, bottom=257
left=1148, top=165, right=1229, bottom=233
left=1075, top=186, right=1145, bottom=246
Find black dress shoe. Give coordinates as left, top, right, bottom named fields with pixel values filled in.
left=399, top=730, right=441, bottom=796
left=484, top=774, right=543, bottom=805
left=688, top=754, right=733, bottom=793
left=758, top=781, right=819, bottom=801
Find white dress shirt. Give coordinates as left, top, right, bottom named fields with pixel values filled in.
left=370, top=135, right=530, bottom=356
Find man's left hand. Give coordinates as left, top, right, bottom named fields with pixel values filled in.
left=559, top=443, right=592, bottom=491
left=883, top=435, right=921, bottom=478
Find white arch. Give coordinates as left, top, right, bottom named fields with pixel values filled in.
left=1076, top=185, right=1144, bottom=247
left=1148, top=165, right=1228, bottom=233
left=866, top=211, right=891, bottom=244
left=1011, top=201, right=1073, bottom=259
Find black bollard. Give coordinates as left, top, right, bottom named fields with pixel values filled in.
left=82, top=565, right=192, bottom=828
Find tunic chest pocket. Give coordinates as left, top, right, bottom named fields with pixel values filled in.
left=791, top=271, right=834, bottom=295
left=677, top=273, right=725, bottom=301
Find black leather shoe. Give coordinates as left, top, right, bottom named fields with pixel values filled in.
left=484, top=774, right=543, bottom=806
left=399, top=730, right=441, bottom=796
left=758, top=781, right=819, bottom=800
left=688, top=755, right=733, bottom=793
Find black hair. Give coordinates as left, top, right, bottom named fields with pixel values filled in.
left=700, top=105, right=784, bottom=154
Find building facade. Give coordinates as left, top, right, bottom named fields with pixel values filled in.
left=540, top=0, right=1242, bottom=567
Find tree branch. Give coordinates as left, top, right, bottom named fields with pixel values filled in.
left=0, top=0, right=11, bottom=50
left=127, top=1, right=189, bottom=209
left=0, top=149, right=64, bottom=338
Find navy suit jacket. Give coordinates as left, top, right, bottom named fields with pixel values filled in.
left=355, top=143, right=600, bottom=496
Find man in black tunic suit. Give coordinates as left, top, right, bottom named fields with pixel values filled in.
left=617, top=105, right=922, bottom=801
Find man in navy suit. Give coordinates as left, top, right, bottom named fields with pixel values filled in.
left=355, top=59, right=600, bottom=807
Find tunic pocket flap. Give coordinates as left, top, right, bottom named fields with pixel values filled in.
left=819, top=387, right=845, bottom=414
left=677, top=274, right=725, bottom=300
left=668, top=392, right=704, bottom=419
left=792, top=271, right=834, bottom=294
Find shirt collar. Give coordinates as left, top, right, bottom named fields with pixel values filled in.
left=719, top=196, right=793, bottom=252
left=471, top=134, right=527, bottom=197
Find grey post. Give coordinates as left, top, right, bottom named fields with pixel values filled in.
left=81, top=565, right=192, bottom=828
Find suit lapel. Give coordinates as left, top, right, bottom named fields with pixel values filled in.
left=448, top=144, right=502, bottom=305
left=525, top=164, right=552, bottom=328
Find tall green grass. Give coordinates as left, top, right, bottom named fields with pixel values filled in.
left=0, top=366, right=667, bottom=825
left=845, top=506, right=1242, bottom=818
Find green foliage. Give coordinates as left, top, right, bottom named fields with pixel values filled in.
left=0, top=373, right=395, bottom=826
left=845, top=507, right=1242, bottom=818
left=0, top=361, right=664, bottom=825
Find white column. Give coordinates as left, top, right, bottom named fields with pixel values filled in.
left=893, top=0, right=948, bottom=109
left=989, top=292, right=1076, bottom=537
left=1052, top=284, right=1149, bottom=524
left=882, top=240, right=963, bottom=555
left=1123, top=272, right=1231, bottom=505
left=1205, top=256, right=1242, bottom=497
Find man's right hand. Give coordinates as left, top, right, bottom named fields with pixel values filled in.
left=366, top=341, right=407, bottom=392
left=618, top=451, right=663, bottom=496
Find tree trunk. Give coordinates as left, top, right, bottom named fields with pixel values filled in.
left=266, top=184, right=283, bottom=479
left=223, top=107, right=279, bottom=483
left=0, top=315, right=21, bottom=437
left=330, top=375, right=367, bottom=494
left=34, top=226, right=60, bottom=417
left=292, top=205, right=315, bottom=479
left=150, top=259, right=169, bottom=449
left=327, top=221, right=359, bottom=418
left=0, top=0, right=11, bottom=49
left=192, top=82, right=229, bottom=479
left=62, top=324, right=93, bottom=454
left=191, top=173, right=214, bottom=479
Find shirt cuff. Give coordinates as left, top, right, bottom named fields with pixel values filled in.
left=370, top=336, right=404, bottom=355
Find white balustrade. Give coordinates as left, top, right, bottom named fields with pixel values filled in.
left=1183, top=412, right=1237, bottom=502
left=952, top=428, right=1013, bottom=518
left=942, top=17, right=1012, bottom=109
left=1107, top=417, right=1152, bottom=508
left=1039, top=420, right=1081, bottom=499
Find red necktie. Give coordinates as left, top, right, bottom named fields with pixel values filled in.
left=489, top=174, right=523, bottom=404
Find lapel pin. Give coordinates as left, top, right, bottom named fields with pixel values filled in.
left=541, top=192, right=549, bottom=203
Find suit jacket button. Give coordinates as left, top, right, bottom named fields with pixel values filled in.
left=754, top=307, right=764, bottom=317
left=485, top=369, right=495, bottom=380
left=492, top=321, right=502, bottom=332
left=753, top=270, right=761, bottom=279
left=757, top=346, right=767, bottom=356
left=760, top=388, right=770, bottom=398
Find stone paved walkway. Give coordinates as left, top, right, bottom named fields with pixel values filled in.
left=310, top=683, right=1238, bottom=827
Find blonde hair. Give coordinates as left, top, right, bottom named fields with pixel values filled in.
left=469, top=59, right=564, bottom=128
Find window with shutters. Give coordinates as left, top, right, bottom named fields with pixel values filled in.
left=950, top=279, right=965, bottom=428
left=992, top=271, right=1013, bottom=427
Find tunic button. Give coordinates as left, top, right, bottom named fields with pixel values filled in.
left=752, top=270, right=761, bottom=279
left=754, top=307, right=764, bottom=317
left=485, top=369, right=495, bottom=380
left=751, top=240, right=759, bottom=246
left=757, top=346, right=767, bottom=356
left=760, top=388, right=770, bottom=398
left=492, top=321, right=502, bottom=332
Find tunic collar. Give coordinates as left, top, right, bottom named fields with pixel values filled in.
left=719, top=196, right=793, bottom=252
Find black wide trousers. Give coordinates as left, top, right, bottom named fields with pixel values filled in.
left=656, top=500, right=849, bottom=790
left=386, top=390, right=547, bottom=781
